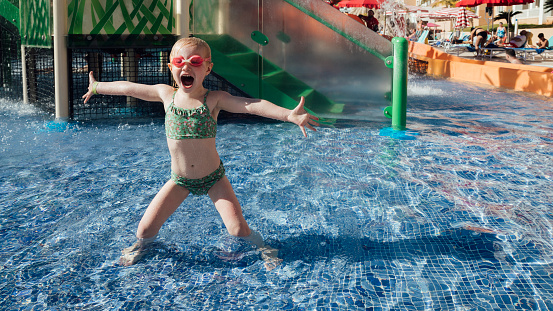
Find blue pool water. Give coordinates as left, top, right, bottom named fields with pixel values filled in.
left=1, top=77, right=553, bottom=310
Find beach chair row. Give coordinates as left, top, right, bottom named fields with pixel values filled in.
left=482, top=36, right=553, bottom=61
left=441, top=33, right=553, bottom=61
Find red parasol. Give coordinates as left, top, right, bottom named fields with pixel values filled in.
left=337, top=0, right=382, bottom=9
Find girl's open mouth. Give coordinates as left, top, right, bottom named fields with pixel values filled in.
left=181, top=75, right=194, bottom=88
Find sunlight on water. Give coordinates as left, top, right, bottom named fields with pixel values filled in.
left=1, top=77, right=553, bottom=310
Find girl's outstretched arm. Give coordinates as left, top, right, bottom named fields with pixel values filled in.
left=216, top=93, right=319, bottom=137
left=82, top=71, right=173, bottom=104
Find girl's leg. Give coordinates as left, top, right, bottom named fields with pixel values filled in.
left=136, top=179, right=190, bottom=239
left=208, top=177, right=282, bottom=270
left=120, top=180, right=188, bottom=266
left=208, top=176, right=251, bottom=237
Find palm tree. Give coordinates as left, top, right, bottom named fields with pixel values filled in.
left=545, top=0, right=553, bottom=13
left=493, top=10, right=522, bottom=29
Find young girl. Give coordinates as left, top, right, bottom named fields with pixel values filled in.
left=82, top=37, right=319, bottom=269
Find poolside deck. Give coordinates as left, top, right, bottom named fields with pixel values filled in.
left=435, top=46, right=553, bottom=68
left=409, top=42, right=553, bottom=97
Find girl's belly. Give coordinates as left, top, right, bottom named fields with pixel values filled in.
left=167, top=138, right=220, bottom=178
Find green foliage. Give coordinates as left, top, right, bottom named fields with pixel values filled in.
left=517, top=23, right=553, bottom=29
left=493, top=10, right=522, bottom=24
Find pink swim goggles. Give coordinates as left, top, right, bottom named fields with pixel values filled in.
left=171, top=55, right=211, bottom=67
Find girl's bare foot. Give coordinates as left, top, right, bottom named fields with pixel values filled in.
left=119, top=239, right=154, bottom=266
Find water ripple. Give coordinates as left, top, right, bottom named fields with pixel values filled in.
left=2, top=80, right=553, bottom=309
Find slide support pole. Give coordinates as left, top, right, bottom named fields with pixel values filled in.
left=391, top=37, right=407, bottom=130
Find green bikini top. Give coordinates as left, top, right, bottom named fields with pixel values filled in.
left=165, top=90, right=217, bottom=140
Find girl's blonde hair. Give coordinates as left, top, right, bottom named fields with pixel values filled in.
left=170, top=37, right=211, bottom=60
left=169, top=37, right=212, bottom=88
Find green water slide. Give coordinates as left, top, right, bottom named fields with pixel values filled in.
left=198, top=33, right=343, bottom=114
left=192, top=0, right=404, bottom=123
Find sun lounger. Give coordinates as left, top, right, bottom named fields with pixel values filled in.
left=499, top=46, right=552, bottom=61
left=417, top=30, right=430, bottom=44
left=481, top=46, right=531, bottom=60
left=512, top=47, right=549, bottom=60
left=443, top=34, right=471, bottom=55
left=481, top=46, right=551, bottom=61
left=480, top=37, right=531, bottom=60
left=432, top=32, right=455, bottom=48
left=446, top=44, right=472, bottom=56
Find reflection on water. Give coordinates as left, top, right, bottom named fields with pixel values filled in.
left=1, top=77, right=553, bottom=310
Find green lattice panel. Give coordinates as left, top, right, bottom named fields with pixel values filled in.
left=68, top=0, right=174, bottom=35
left=20, top=0, right=51, bottom=47
left=0, top=0, right=20, bottom=29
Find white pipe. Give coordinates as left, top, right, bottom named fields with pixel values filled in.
left=21, top=45, right=28, bottom=105
left=123, top=49, right=137, bottom=107
left=538, top=1, right=544, bottom=25
left=177, top=0, right=190, bottom=39
left=53, top=0, right=69, bottom=120
left=218, top=0, right=229, bottom=35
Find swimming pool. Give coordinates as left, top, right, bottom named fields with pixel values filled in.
left=1, top=77, right=552, bottom=310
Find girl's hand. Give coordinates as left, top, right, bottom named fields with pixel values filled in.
left=288, top=97, right=320, bottom=137
left=81, top=71, right=97, bottom=103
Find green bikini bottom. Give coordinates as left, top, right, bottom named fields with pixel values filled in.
left=171, top=161, right=225, bottom=195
